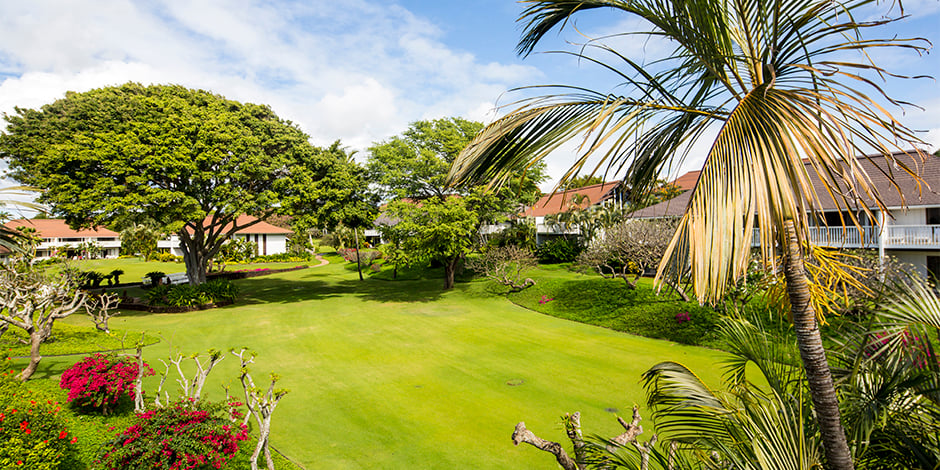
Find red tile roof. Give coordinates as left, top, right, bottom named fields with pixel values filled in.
left=522, top=182, right=623, bottom=217
left=192, top=215, right=292, bottom=235
left=670, top=170, right=701, bottom=191
left=4, top=219, right=119, bottom=238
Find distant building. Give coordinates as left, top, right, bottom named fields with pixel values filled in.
left=157, top=215, right=292, bottom=257
left=521, top=181, right=628, bottom=243
left=3, top=219, right=121, bottom=259
left=631, top=152, right=940, bottom=280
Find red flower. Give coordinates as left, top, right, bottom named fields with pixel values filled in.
left=59, top=430, right=68, bottom=439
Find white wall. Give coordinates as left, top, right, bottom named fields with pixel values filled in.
left=888, top=250, right=932, bottom=278
left=890, top=207, right=925, bottom=225
left=266, top=234, right=288, bottom=255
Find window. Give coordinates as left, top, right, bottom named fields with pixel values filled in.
left=927, top=207, right=940, bottom=225
left=929, top=256, right=940, bottom=284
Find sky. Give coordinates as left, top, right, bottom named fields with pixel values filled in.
left=0, top=0, right=938, bottom=196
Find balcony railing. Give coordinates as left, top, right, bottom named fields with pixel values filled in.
left=751, top=225, right=940, bottom=249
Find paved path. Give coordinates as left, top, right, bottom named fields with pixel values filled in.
left=310, top=253, right=329, bottom=267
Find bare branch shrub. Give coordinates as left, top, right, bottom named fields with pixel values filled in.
left=153, top=349, right=225, bottom=408
left=512, top=405, right=667, bottom=470
left=0, top=265, right=86, bottom=380
left=85, top=292, right=121, bottom=333
left=467, top=245, right=537, bottom=292
left=577, top=219, right=689, bottom=300
left=233, top=349, right=288, bottom=470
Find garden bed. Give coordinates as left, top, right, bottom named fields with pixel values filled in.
left=117, top=299, right=234, bottom=313
left=208, top=265, right=308, bottom=280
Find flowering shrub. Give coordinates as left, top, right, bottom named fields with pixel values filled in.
left=60, top=354, right=154, bottom=414
left=95, top=399, right=249, bottom=470
left=675, top=311, right=691, bottom=324
left=538, top=295, right=554, bottom=304
left=1, top=367, right=77, bottom=469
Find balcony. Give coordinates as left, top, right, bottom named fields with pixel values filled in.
left=751, top=225, right=940, bottom=249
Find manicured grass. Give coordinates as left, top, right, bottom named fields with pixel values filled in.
left=1, top=323, right=158, bottom=357
left=17, top=260, right=728, bottom=469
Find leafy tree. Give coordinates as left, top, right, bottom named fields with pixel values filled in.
left=385, top=197, right=479, bottom=290
left=448, top=1, right=929, bottom=467
left=119, top=223, right=162, bottom=260
left=367, top=118, right=485, bottom=201
left=0, top=83, right=355, bottom=284
left=290, top=141, right=378, bottom=280
left=560, top=175, right=604, bottom=189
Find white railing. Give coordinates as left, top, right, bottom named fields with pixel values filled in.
left=751, top=225, right=940, bottom=249
left=886, top=225, right=940, bottom=247
left=808, top=226, right=878, bottom=248
left=536, top=223, right=580, bottom=235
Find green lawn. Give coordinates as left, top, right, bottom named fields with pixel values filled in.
left=19, top=260, right=728, bottom=470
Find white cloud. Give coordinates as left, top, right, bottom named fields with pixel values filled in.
left=0, top=0, right=541, bottom=158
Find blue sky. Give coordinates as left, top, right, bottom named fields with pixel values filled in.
left=0, top=0, right=938, bottom=190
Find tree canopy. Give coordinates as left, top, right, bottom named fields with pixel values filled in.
left=0, top=83, right=358, bottom=283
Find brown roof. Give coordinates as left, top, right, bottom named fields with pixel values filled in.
left=4, top=219, right=120, bottom=238
left=630, top=151, right=940, bottom=219
left=670, top=170, right=701, bottom=191
left=522, top=182, right=623, bottom=217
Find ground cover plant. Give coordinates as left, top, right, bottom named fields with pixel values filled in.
left=14, top=259, right=726, bottom=469
left=509, top=273, right=720, bottom=348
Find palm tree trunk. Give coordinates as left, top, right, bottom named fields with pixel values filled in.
left=783, top=219, right=854, bottom=470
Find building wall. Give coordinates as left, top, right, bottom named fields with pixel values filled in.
left=891, top=207, right=925, bottom=225
left=888, top=250, right=934, bottom=279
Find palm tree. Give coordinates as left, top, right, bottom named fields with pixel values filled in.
left=447, top=1, right=930, bottom=468
left=0, top=186, right=44, bottom=253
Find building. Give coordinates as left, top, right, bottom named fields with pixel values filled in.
left=157, top=215, right=292, bottom=257
left=3, top=219, right=121, bottom=259
left=631, top=152, right=940, bottom=280
left=521, top=181, right=627, bottom=242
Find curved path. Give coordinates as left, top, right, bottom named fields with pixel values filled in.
left=310, top=253, right=329, bottom=267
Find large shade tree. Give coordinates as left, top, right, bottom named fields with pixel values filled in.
left=1, top=83, right=355, bottom=284
left=447, top=1, right=929, bottom=468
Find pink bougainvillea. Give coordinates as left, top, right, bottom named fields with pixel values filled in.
left=96, top=400, right=248, bottom=470
left=59, top=354, right=154, bottom=414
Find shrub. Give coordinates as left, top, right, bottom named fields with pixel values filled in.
left=79, top=270, right=107, bottom=288
left=59, top=354, right=154, bottom=415
left=1, top=366, right=78, bottom=469
left=107, top=269, right=124, bottom=285
left=154, top=252, right=182, bottom=263
left=197, top=279, right=239, bottom=303
left=95, top=399, right=248, bottom=470
left=146, top=284, right=172, bottom=306
left=249, top=252, right=314, bottom=263
left=145, top=271, right=166, bottom=286
left=164, top=285, right=210, bottom=307
left=535, top=237, right=584, bottom=264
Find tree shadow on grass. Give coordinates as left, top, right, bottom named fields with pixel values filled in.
left=235, top=270, right=447, bottom=305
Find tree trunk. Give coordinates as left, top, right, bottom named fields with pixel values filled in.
left=443, top=257, right=458, bottom=290
left=354, top=230, right=363, bottom=281
left=179, top=234, right=209, bottom=285
left=18, top=330, right=43, bottom=381
left=783, top=219, right=854, bottom=470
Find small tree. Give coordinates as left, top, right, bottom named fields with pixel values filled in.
left=467, top=246, right=537, bottom=292
left=85, top=292, right=121, bottom=333
left=577, top=219, right=688, bottom=301
left=233, top=349, right=288, bottom=470
left=0, top=265, right=86, bottom=380
left=386, top=197, right=479, bottom=290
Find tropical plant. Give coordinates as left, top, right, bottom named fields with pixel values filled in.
left=447, top=1, right=930, bottom=466
left=59, top=353, right=154, bottom=415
